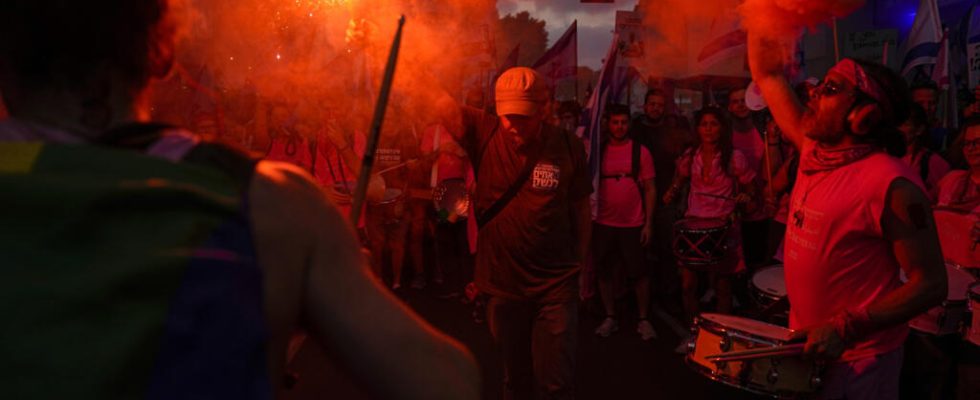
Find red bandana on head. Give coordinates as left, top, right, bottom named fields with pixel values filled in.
left=827, top=58, right=893, bottom=120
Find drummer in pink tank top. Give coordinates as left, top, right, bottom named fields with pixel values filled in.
left=664, top=107, right=757, bottom=331
left=748, top=36, right=947, bottom=399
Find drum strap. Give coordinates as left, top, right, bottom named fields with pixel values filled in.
left=476, top=130, right=549, bottom=229
left=917, top=149, right=931, bottom=187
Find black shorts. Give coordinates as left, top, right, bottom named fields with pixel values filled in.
left=592, top=222, right=648, bottom=279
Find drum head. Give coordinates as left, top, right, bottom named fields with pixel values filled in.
left=676, top=218, right=729, bottom=231
left=751, top=265, right=787, bottom=297
left=700, top=313, right=794, bottom=342
left=905, top=263, right=978, bottom=301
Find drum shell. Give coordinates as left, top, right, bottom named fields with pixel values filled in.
left=367, top=188, right=405, bottom=225
left=686, top=314, right=821, bottom=398
left=968, top=283, right=980, bottom=346
left=750, top=265, right=789, bottom=324
left=672, top=218, right=737, bottom=273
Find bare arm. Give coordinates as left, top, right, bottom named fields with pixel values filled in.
left=250, top=161, right=480, bottom=399
left=747, top=32, right=807, bottom=150
left=870, top=179, right=948, bottom=328
left=793, top=179, right=947, bottom=359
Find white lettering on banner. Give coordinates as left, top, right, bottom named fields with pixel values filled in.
left=532, top=162, right=561, bottom=190
left=376, top=148, right=402, bottom=164
left=968, top=43, right=980, bottom=90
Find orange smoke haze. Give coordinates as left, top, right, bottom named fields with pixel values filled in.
left=739, top=0, right=865, bottom=38
left=631, top=0, right=733, bottom=78
left=625, top=0, right=865, bottom=81
left=149, top=0, right=498, bottom=148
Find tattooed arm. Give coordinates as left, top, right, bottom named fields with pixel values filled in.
left=791, top=178, right=947, bottom=359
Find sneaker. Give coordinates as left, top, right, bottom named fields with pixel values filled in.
left=674, top=335, right=693, bottom=354
left=436, top=291, right=461, bottom=300
left=637, top=319, right=658, bottom=341
left=472, top=300, right=486, bottom=324
left=594, top=317, right=618, bottom=337
left=391, top=282, right=401, bottom=291
left=433, top=271, right=445, bottom=285
left=410, top=275, right=426, bottom=290
left=700, top=288, right=715, bottom=304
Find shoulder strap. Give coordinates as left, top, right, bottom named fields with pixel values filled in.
left=476, top=130, right=548, bottom=228
left=99, top=122, right=258, bottom=192
left=919, top=150, right=931, bottom=185
left=630, top=139, right=641, bottom=180
left=473, top=117, right=501, bottom=175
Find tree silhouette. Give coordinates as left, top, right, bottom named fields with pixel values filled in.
left=495, top=11, right=548, bottom=67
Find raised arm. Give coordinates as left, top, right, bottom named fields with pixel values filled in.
left=747, top=32, right=807, bottom=150
left=250, top=161, right=480, bottom=399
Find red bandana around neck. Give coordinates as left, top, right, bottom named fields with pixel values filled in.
left=800, top=144, right=877, bottom=174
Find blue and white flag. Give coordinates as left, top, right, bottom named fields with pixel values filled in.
left=966, top=5, right=980, bottom=89
left=533, top=20, right=578, bottom=86
left=901, top=0, right=942, bottom=77
left=580, top=34, right=623, bottom=218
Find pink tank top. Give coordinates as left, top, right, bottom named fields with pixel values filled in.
left=784, top=143, right=924, bottom=361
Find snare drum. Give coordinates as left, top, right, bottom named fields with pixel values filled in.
left=367, top=188, right=405, bottom=225
left=672, top=218, right=733, bottom=270
left=908, top=263, right=977, bottom=336
left=687, top=313, right=821, bottom=398
left=432, top=178, right=469, bottom=223
left=750, top=265, right=789, bottom=322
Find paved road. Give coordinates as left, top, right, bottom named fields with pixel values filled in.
left=280, top=287, right=771, bottom=399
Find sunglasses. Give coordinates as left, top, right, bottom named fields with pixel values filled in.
left=811, top=80, right=851, bottom=98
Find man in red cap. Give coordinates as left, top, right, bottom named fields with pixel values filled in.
left=450, top=67, right=592, bottom=399
left=747, top=32, right=947, bottom=399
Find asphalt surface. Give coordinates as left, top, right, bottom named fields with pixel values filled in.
left=279, top=284, right=771, bottom=399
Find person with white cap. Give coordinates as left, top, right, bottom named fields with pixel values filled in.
left=448, top=67, right=592, bottom=399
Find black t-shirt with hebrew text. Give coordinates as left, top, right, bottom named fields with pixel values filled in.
left=460, top=108, right=592, bottom=302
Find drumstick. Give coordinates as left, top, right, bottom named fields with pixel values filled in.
left=705, top=343, right=805, bottom=363
left=374, top=160, right=411, bottom=175
left=693, top=191, right=736, bottom=201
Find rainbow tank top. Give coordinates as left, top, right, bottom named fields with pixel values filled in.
left=0, top=126, right=271, bottom=399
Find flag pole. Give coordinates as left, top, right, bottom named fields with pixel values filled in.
left=881, top=40, right=889, bottom=65
left=832, top=17, right=841, bottom=63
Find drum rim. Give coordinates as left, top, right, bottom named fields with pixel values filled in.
left=674, top=217, right=731, bottom=231
left=369, top=188, right=405, bottom=205
left=696, top=313, right=793, bottom=344
left=684, top=344, right=818, bottom=398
